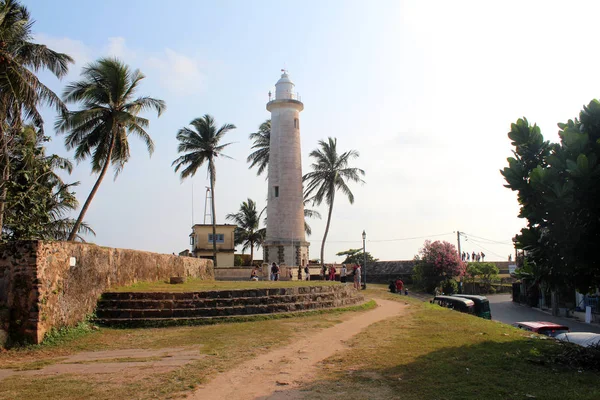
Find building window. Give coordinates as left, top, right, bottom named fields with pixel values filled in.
left=294, top=118, right=299, bottom=129
left=274, top=186, right=279, bottom=197
left=208, top=234, right=225, bottom=243
left=190, top=235, right=195, bottom=246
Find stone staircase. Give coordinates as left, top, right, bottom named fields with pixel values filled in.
left=94, top=285, right=364, bottom=327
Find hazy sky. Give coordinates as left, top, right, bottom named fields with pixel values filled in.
left=27, top=0, right=600, bottom=262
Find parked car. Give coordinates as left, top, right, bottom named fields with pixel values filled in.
left=512, top=321, right=570, bottom=337
left=431, top=296, right=475, bottom=315
left=451, top=294, right=492, bottom=319
left=555, top=332, right=600, bottom=347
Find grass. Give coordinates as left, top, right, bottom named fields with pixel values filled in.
left=294, top=284, right=600, bottom=400
left=3, top=285, right=598, bottom=399
left=0, top=299, right=374, bottom=400
left=109, top=278, right=338, bottom=292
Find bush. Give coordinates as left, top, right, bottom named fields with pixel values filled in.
left=234, top=255, right=244, bottom=266
left=442, top=279, right=458, bottom=295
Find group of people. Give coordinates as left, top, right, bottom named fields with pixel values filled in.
left=251, top=262, right=363, bottom=289
left=461, top=251, right=485, bottom=262
left=388, top=278, right=408, bottom=295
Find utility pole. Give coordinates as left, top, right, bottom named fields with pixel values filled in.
left=456, top=231, right=462, bottom=259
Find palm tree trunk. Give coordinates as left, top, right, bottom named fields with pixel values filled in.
left=320, top=189, right=336, bottom=265
left=0, top=129, right=9, bottom=238
left=250, top=240, right=254, bottom=266
left=210, top=171, right=218, bottom=267
left=67, top=127, right=116, bottom=241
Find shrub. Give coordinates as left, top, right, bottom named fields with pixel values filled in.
left=442, top=279, right=458, bottom=295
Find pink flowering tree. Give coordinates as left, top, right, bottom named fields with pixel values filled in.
left=413, top=240, right=466, bottom=293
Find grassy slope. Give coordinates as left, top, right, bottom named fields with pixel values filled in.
left=300, top=286, right=600, bottom=400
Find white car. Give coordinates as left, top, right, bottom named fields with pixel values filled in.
left=555, top=332, right=600, bottom=347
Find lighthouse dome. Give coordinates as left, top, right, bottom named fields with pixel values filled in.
left=275, top=71, right=295, bottom=99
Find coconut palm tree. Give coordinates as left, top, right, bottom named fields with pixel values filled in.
left=56, top=57, right=165, bottom=241
left=0, top=0, right=73, bottom=232
left=172, top=114, right=235, bottom=267
left=226, top=198, right=265, bottom=266
left=247, top=119, right=270, bottom=176
left=303, top=137, right=365, bottom=265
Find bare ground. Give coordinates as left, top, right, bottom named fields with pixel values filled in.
left=0, top=346, right=204, bottom=381
left=188, top=298, right=407, bottom=400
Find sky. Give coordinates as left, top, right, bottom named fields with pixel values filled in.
left=25, top=0, right=600, bottom=263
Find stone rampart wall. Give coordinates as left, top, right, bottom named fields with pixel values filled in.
left=0, top=241, right=213, bottom=346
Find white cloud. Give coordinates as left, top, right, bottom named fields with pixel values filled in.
left=105, top=37, right=132, bottom=59
left=145, top=48, right=203, bottom=95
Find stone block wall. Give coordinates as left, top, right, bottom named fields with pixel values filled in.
left=0, top=241, right=213, bottom=346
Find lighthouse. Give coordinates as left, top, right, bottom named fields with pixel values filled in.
left=264, top=71, right=309, bottom=269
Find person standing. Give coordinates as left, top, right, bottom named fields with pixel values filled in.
left=395, top=278, right=404, bottom=293
left=472, top=251, right=476, bottom=262
left=297, top=266, right=302, bottom=281
left=354, top=264, right=362, bottom=290
left=329, top=264, right=336, bottom=281
left=481, top=252, right=485, bottom=262
left=270, top=262, right=277, bottom=281
left=322, top=265, right=328, bottom=281
left=304, top=265, right=310, bottom=281
left=340, top=264, right=347, bottom=284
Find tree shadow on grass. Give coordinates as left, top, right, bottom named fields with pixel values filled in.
left=260, top=340, right=600, bottom=400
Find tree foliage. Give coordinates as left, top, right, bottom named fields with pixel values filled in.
left=58, top=57, right=165, bottom=241
left=413, top=240, right=465, bottom=293
left=247, top=119, right=270, bottom=176
left=303, top=137, right=365, bottom=264
left=501, top=100, right=600, bottom=293
left=226, top=198, right=265, bottom=266
left=172, top=114, right=235, bottom=267
left=0, top=0, right=73, bottom=234
left=3, top=125, right=93, bottom=240
left=335, top=248, right=378, bottom=265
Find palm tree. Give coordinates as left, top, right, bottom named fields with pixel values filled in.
left=247, top=119, right=270, bottom=176
left=56, top=57, right=165, bottom=241
left=303, top=137, right=365, bottom=265
left=226, top=198, right=265, bottom=266
left=172, top=114, right=235, bottom=267
left=0, top=0, right=73, bottom=233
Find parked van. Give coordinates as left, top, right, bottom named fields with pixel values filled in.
left=431, top=296, right=475, bottom=315
left=452, top=294, right=492, bottom=319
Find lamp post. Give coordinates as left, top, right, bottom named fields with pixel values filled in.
left=362, top=230, right=367, bottom=290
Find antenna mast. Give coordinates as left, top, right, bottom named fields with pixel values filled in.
left=203, top=186, right=213, bottom=224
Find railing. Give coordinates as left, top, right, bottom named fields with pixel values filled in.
left=268, top=91, right=301, bottom=102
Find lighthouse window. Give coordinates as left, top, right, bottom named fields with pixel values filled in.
left=274, top=186, right=279, bottom=198
left=294, top=118, right=299, bottom=129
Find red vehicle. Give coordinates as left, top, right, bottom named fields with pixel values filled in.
left=512, top=321, right=570, bottom=337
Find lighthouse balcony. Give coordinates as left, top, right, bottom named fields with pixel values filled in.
left=268, top=91, right=302, bottom=102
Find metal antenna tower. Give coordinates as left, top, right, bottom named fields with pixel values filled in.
left=203, top=186, right=213, bottom=224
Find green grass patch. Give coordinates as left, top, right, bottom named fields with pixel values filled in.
left=300, top=291, right=600, bottom=400
left=110, top=278, right=339, bottom=292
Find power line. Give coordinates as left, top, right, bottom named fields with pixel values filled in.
left=304, top=232, right=454, bottom=244
left=464, top=239, right=505, bottom=259
left=461, top=232, right=513, bottom=245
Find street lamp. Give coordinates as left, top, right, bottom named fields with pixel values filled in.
left=362, top=230, right=367, bottom=290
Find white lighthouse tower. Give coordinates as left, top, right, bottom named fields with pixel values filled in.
left=264, top=71, right=309, bottom=268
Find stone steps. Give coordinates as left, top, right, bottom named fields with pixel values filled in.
left=94, top=285, right=364, bottom=327
left=97, top=292, right=342, bottom=309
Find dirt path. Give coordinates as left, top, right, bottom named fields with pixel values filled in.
left=188, top=298, right=406, bottom=400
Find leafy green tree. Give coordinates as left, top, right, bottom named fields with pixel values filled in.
left=0, top=0, right=73, bottom=234
left=477, top=262, right=499, bottom=292
left=3, top=125, right=93, bottom=240
left=226, top=198, right=265, bottom=266
left=303, top=137, right=365, bottom=264
left=172, top=114, right=235, bottom=267
left=247, top=119, right=270, bottom=176
left=57, top=57, right=165, bottom=241
left=465, top=263, right=481, bottom=293
left=501, top=100, right=600, bottom=293
left=335, top=248, right=378, bottom=265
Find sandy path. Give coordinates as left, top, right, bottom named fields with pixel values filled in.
left=188, top=299, right=406, bottom=400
